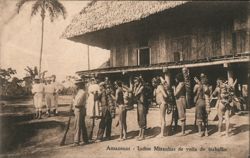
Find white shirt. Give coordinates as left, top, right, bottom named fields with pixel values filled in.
left=73, top=89, right=86, bottom=109
left=52, top=81, right=63, bottom=93
left=88, top=84, right=100, bottom=94
left=44, top=83, right=55, bottom=94
left=32, top=83, right=44, bottom=94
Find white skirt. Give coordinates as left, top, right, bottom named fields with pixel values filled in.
left=86, top=93, right=100, bottom=117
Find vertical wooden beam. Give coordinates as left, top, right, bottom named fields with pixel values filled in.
left=124, top=45, right=129, bottom=66
left=163, top=68, right=171, bottom=86
left=227, top=65, right=234, bottom=86
left=221, top=26, right=225, bottom=56
left=87, top=45, right=90, bottom=70
left=246, top=3, right=250, bottom=51
left=113, top=46, right=116, bottom=67
left=129, top=75, right=133, bottom=89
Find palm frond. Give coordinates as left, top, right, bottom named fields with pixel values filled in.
left=45, top=0, right=67, bottom=22
left=47, top=4, right=56, bottom=22
left=16, top=0, right=31, bottom=13
left=31, top=0, right=43, bottom=17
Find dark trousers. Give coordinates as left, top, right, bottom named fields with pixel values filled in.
left=74, top=108, right=89, bottom=144
left=97, top=109, right=112, bottom=140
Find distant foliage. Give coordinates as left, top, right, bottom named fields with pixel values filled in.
left=0, top=68, right=25, bottom=98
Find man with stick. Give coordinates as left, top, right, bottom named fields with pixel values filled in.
left=72, top=79, right=89, bottom=146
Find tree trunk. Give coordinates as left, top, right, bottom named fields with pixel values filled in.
left=39, top=17, right=44, bottom=77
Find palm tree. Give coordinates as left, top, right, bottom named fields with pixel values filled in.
left=16, top=0, right=67, bottom=77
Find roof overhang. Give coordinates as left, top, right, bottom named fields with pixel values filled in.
left=76, top=53, right=250, bottom=76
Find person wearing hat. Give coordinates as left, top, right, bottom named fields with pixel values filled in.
left=32, top=75, right=44, bottom=119
left=73, top=79, right=89, bottom=146
left=95, top=82, right=114, bottom=142
left=44, top=77, right=56, bottom=116
left=174, top=73, right=186, bottom=135
left=193, top=73, right=211, bottom=137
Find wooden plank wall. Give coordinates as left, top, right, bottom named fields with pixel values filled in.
left=110, top=10, right=249, bottom=67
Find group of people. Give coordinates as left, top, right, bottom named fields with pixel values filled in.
left=32, top=75, right=61, bottom=119
left=71, top=70, right=242, bottom=146
left=71, top=76, right=151, bottom=146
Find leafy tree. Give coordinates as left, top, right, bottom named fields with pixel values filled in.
left=0, top=68, right=24, bottom=97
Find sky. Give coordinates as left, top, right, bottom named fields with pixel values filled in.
left=0, top=0, right=110, bottom=81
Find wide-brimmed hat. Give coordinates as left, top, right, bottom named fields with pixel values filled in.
left=34, top=75, right=40, bottom=80
left=74, top=79, right=84, bottom=85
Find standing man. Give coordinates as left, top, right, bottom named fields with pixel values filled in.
left=44, top=77, right=56, bottom=117
left=133, top=77, right=147, bottom=141
left=174, top=73, right=187, bottom=136
left=193, top=74, right=211, bottom=137
left=73, top=79, right=89, bottom=146
left=51, top=75, right=62, bottom=115
left=32, top=75, right=44, bottom=119
left=96, top=82, right=114, bottom=142
left=115, top=81, right=127, bottom=141
left=152, top=77, right=168, bottom=138
left=212, top=80, right=232, bottom=137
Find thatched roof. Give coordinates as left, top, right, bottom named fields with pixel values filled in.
left=62, top=1, right=188, bottom=39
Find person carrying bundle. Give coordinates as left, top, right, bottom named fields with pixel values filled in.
left=212, top=80, right=233, bottom=137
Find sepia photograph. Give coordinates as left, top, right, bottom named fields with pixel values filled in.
left=0, top=1, right=249, bottom=158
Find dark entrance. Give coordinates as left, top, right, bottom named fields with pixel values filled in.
left=138, top=48, right=150, bottom=66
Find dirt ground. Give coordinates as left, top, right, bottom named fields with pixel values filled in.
left=0, top=96, right=249, bottom=158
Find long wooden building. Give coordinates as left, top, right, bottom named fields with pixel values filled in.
left=62, top=1, right=249, bottom=106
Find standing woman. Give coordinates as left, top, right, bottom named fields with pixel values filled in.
left=32, top=75, right=44, bottom=119
left=133, top=77, right=146, bottom=141
left=152, top=77, right=168, bottom=137
left=174, top=73, right=187, bottom=135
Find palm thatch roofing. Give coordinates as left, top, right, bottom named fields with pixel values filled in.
left=62, top=1, right=188, bottom=39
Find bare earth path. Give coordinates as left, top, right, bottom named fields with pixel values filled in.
left=0, top=96, right=249, bottom=158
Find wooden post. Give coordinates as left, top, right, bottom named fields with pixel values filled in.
left=163, top=68, right=171, bottom=86
left=129, top=75, right=133, bottom=89
left=227, top=68, right=234, bottom=87
left=87, top=45, right=90, bottom=70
